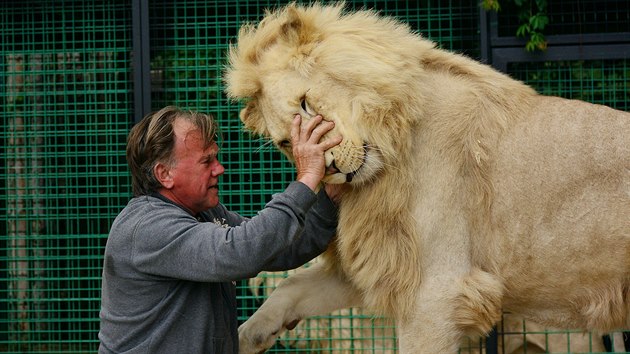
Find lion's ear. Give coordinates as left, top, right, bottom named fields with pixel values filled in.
left=239, top=101, right=269, bottom=136
left=279, top=4, right=317, bottom=46
left=224, top=44, right=261, bottom=99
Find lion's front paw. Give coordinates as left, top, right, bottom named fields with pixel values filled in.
left=238, top=312, right=300, bottom=354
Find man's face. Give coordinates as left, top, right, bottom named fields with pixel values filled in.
left=161, top=118, right=225, bottom=214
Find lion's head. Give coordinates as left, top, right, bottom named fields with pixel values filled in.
left=225, top=3, right=435, bottom=185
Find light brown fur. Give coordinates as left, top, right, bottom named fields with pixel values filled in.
left=225, top=3, right=630, bottom=353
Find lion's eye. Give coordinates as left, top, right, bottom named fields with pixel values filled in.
left=300, top=98, right=316, bottom=117
left=279, top=140, right=291, bottom=148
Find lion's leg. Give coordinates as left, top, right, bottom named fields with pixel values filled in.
left=397, top=269, right=503, bottom=354
left=238, top=262, right=362, bottom=354
left=397, top=278, right=464, bottom=353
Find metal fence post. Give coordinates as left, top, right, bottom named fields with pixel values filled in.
left=132, top=0, right=151, bottom=122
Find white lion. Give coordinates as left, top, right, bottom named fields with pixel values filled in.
left=225, top=3, right=630, bottom=353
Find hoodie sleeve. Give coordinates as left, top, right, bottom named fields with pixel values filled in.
left=259, top=186, right=338, bottom=271
left=128, top=182, right=336, bottom=282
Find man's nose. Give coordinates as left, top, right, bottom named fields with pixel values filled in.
left=213, top=161, right=225, bottom=176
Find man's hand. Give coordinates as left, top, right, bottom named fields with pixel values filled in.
left=291, top=114, right=342, bottom=191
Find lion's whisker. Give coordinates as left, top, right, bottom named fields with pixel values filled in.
left=254, top=139, right=275, bottom=153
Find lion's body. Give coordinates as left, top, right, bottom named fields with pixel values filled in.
left=225, top=3, right=630, bottom=353
left=488, top=97, right=629, bottom=329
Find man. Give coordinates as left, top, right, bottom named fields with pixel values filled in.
left=99, top=106, right=343, bottom=353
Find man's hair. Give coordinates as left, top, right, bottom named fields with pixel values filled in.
left=126, top=106, right=218, bottom=196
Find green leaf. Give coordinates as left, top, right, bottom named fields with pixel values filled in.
left=525, top=40, right=536, bottom=52
left=481, top=0, right=550, bottom=52
left=530, top=16, right=540, bottom=30
left=481, top=0, right=500, bottom=11
left=530, top=14, right=549, bottom=30
left=516, top=24, right=530, bottom=37
left=530, top=32, right=545, bottom=43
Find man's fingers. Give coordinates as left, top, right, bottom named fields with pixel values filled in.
left=290, top=114, right=301, bottom=143
left=321, top=134, right=343, bottom=149
left=301, top=115, right=323, bottom=139
left=308, top=120, right=335, bottom=143
left=292, top=114, right=342, bottom=150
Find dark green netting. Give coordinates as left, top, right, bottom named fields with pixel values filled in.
left=1, top=1, right=133, bottom=352
left=1, top=1, right=627, bottom=352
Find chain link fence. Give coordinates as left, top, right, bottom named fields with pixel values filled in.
left=1, top=1, right=628, bottom=352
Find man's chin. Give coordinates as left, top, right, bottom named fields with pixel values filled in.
left=205, top=194, right=220, bottom=209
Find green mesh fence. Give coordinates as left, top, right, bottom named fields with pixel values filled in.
left=508, top=60, right=630, bottom=112
left=1, top=0, right=628, bottom=353
left=1, top=0, right=133, bottom=352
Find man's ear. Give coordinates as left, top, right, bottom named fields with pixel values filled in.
left=154, top=162, right=174, bottom=189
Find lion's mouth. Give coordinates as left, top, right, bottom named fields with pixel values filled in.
left=326, top=144, right=369, bottom=183
left=327, top=160, right=356, bottom=183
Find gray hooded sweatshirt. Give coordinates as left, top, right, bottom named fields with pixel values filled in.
left=98, top=181, right=338, bottom=353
